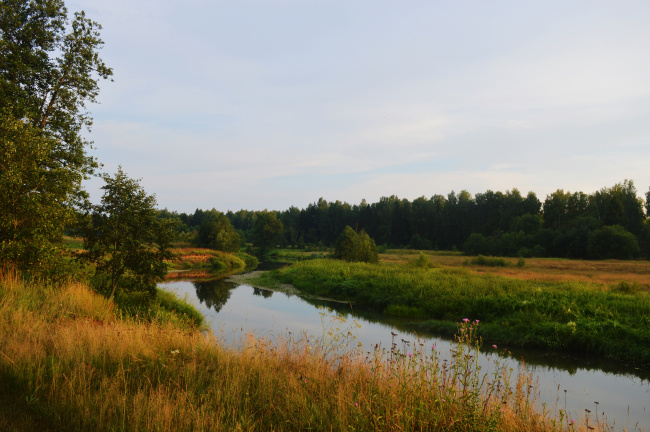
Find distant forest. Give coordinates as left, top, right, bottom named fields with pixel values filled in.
left=159, top=180, right=650, bottom=260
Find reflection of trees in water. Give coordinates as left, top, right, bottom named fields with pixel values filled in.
left=193, top=279, right=237, bottom=312
left=253, top=287, right=273, bottom=298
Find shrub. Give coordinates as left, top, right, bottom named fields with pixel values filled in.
left=332, top=226, right=379, bottom=263
left=465, top=255, right=509, bottom=267
left=587, top=225, right=640, bottom=260
left=413, top=251, right=431, bottom=268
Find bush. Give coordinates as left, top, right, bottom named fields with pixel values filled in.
left=332, top=226, right=379, bottom=263
left=587, top=225, right=640, bottom=260
left=465, top=255, right=509, bottom=267
left=413, top=252, right=431, bottom=268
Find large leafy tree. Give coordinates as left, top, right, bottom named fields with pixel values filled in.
left=0, top=0, right=112, bottom=275
left=333, top=226, right=379, bottom=263
left=253, top=211, right=284, bottom=255
left=0, top=112, right=80, bottom=275
left=1, top=0, right=112, bottom=172
left=194, top=210, right=241, bottom=252
left=82, top=168, right=174, bottom=301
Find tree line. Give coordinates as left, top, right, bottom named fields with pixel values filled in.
left=164, top=180, right=650, bottom=260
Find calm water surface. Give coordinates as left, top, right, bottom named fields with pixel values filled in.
left=160, top=277, right=649, bottom=431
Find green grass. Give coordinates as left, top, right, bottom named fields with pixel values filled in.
left=268, top=259, right=650, bottom=366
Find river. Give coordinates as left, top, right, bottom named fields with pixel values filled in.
left=160, top=274, right=649, bottom=431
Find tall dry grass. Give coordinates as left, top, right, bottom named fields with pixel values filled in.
left=0, top=273, right=631, bottom=431
left=381, top=250, right=650, bottom=287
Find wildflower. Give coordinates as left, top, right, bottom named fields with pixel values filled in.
left=355, top=403, right=358, bottom=407
left=475, top=319, right=480, bottom=323
left=500, top=408, right=504, bottom=412
left=492, top=344, right=497, bottom=349
left=171, top=349, right=180, bottom=356
left=441, top=399, right=446, bottom=402
left=162, top=364, right=167, bottom=368
left=408, top=353, right=413, bottom=357
left=462, top=318, right=469, bottom=322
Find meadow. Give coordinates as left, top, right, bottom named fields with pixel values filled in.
left=1, top=272, right=617, bottom=432
left=262, top=254, right=650, bottom=366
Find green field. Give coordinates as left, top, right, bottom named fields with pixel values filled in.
left=262, top=258, right=650, bottom=366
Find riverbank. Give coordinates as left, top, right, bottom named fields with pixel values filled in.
left=165, top=248, right=258, bottom=280
left=1, top=273, right=601, bottom=432
left=264, top=259, right=650, bottom=367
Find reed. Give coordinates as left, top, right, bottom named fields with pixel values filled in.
left=0, top=273, right=635, bottom=431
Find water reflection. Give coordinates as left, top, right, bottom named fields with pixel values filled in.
left=253, top=287, right=273, bottom=298
left=193, top=278, right=237, bottom=312
left=160, top=279, right=650, bottom=430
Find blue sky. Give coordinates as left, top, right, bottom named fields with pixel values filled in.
left=69, top=0, right=650, bottom=213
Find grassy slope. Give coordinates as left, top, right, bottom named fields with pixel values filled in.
left=0, top=273, right=586, bottom=432
left=267, top=258, right=650, bottom=366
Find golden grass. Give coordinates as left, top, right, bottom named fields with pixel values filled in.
left=381, top=250, right=650, bottom=288
left=0, top=274, right=635, bottom=431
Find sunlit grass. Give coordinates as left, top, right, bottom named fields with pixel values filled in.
left=268, top=259, right=650, bottom=366
left=1, top=273, right=626, bottom=431
left=381, top=250, right=650, bottom=287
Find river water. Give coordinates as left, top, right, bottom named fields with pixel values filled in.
left=160, top=276, right=649, bottom=431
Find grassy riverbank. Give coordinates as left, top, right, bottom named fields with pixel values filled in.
left=165, top=248, right=258, bottom=280
left=1, top=273, right=606, bottom=431
left=263, top=259, right=650, bottom=367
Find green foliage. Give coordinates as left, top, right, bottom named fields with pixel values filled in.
left=332, top=226, right=379, bottom=263
left=194, top=210, right=241, bottom=252
left=0, top=112, right=80, bottom=277
left=0, top=1, right=111, bottom=279
left=465, top=255, right=509, bottom=267
left=236, top=252, right=259, bottom=270
left=383, top=304, right=426, bottom=318
left=81, top=168, right=174, bottom=302
left=152, top=288, right=204, bottom=328
left=0, top=0, right=112, bottom=178
left=413, top=251, right=431, bottom=268
left=253, top=210, right=284, bottom=255
left=587, top=225, right=640, bottom=260
left=271, top=259, right=650, bottom=365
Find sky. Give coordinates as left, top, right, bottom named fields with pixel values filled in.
left=68, top=0, right=650, bottom=214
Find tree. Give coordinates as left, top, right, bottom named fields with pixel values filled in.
left=0, top=0, right=111, bottom=275
left=587, top=225, right=640, bottom=260
left=333, top=226, right=358, bottom=261
left=194, top=211, right=241, bottom=252
left=81, top=168, right=174, bottom=302
left=356, top=230, right=379, bottom=263
left=333, top=226, right=379, bottom=263
left=1, top=0, right=112, bottom=176
left=0, top=112, right=80, bottom=276
left=253, top=211, right=284, bottom=255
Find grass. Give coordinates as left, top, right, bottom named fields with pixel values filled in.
left=381, top=250, right=650, bottom=287
left=0, top=272, right=618, bottom=431
left=265, top=259, right=650, bottom=367
left=165, top=248, right=258, bottom=280
left=267, top=248, right=330, bottom=261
